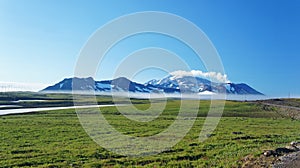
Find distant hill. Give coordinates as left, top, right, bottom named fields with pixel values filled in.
left=41, top=76, right=263, bottom=95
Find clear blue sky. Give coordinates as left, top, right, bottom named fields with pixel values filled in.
left=0, top=0, right=299, bottom=96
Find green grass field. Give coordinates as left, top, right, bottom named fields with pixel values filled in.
left=1, top=94, right=300, bottom=167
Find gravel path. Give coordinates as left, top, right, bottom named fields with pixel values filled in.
left=273, top=151, right=300, bottom=168
left=261, top=102, right=300, bottom=111
left=0, top=104, right=122, bottom=115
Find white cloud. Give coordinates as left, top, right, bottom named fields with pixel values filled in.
left=170, top=70, right=230, bottom=83
left=0, top=82, right=49, bottom=92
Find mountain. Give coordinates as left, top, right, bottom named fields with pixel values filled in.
left=145, top=76, right=212, bottom=93
left=43, top=77, right=96, bottom=92
left=41, top=76, right=263, bottom=95
left=145, top=75, right=263, bottom=95
left=42, top=77, right=160, bottom=93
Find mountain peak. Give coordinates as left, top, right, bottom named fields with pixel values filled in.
left=112, top=77, right=131, bottom=83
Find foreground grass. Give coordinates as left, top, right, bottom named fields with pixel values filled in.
left=1, top=100, right=300, bottom=167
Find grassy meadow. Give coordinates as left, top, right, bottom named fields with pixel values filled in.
left=0, top=93, right=300, bottom=167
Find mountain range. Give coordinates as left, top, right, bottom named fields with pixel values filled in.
left=41, top=76, right=263, bottom=95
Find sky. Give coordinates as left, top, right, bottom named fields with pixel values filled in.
left=0, top=0, right=299, bottom=96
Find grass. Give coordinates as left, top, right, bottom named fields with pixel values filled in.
left=1, top=95, right=300, bottom=167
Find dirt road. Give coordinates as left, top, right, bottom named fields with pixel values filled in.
left=273, top=151, right=300, bottom=168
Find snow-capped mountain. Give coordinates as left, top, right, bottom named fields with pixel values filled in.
left=144, top=75, right=212, bottom=93
left=145, top=75, right=263, bottom=95
left=41, top=76, right=263, bottom=95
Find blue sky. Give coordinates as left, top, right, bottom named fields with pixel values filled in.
left=0, top=0, right=300, bottom=96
